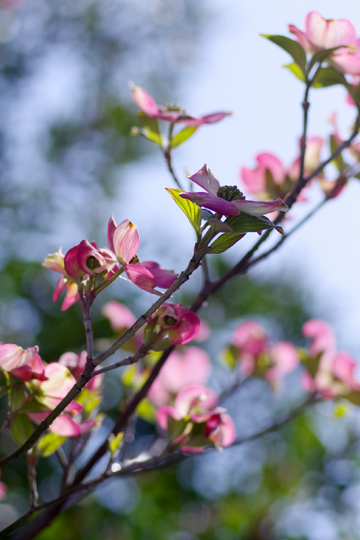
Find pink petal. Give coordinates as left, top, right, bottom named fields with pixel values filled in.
left=142, top=261, right=177, bottom=289
left=305, top=11, right=356, bottom=50
left=77, top=239, right=108, bottom=275
left=176, top=112, right=231, bottom=126
left=289, top=24, right=313, bottom=52
left=168, top=312, right=201, bottom=345
left=11, top=353, right=47, bottom=381
left=53, top=276, right=67, bottom=302
left=64, top=245, right=83, bottom=278
left=232, top=198, right=288, bottom=216
left=188, top=164, right=220, bottom=195
left=102, top=301, right=136, bottom=331
left=129, top=83, right=160, bottom=117
left=159, top=347, right=212, bottom=395
left=107, top=216, right=117, bottom=253
left=302, top=319, right=336, bottom=368
left=232, top=321, right=268, bottom=356
left=266, top=341, right=299, bottom=381
left=0, top=481, right=7, bottom=501
left=180, top=191, right=239, bottom=216
left=156, top=405, right=180, bottom=430
left=332, top=352, right=360, bottom=391
left=240, top=166, right=266, bottom=195
left=112, top=219, right=139, bottom=265
left=61, top=282, right=80, bottom=311
left=0, top=344, right=39, bottom=371
left=174, top=385, right=218, bottom=417
left=124, top=263, right=157, bottom=293
left=330, top=52, right=360, bottom=76
left=209, top=413, right=236, bottom=447
left=256, top=153, right=286, bottom=184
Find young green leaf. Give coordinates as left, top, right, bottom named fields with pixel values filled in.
left=130, top=112, right=163, bottom=146
left=262, top=34, right=307, bottom=74
left=208, top=233, right=245, bottom=254
left=283, top=63, right=306, bottom=82
left=11, top=414, right=34, bottom=446
left=225, top=213, right=278, bottom=234
left=166, top=188, right=202, bottom=233
left=308, top=46, right=346, bottom=72
left=170, top=126, right=199, bottom=149
left=37, top=433, right=66, bottom=457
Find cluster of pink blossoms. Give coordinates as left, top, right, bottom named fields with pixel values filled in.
left=230, top=319, right=360, bottom=402
left=103, top=300, right=235, bottom=452
left=43, top=216, right=177, bottom=311
left=0, top=343, right=103, bottom=437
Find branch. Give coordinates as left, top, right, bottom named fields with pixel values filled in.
left=0, top=250, right=204, bottom=469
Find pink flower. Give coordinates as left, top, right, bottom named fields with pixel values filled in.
left=10, top=353, right=47, bottom=382
left=154, top=302, right=201, bottom=345
left=130, top=83, right=231, bottom=126
left=240, top=137, right=323, bottom=201
left=289, top=12, right=360, bottom=75
left=43, top=248, right=80, bottom=311
left=148, top=346, right=212, bottom=407
left=232, top=321, right=269, bottom=375
left=108, top=216, right=177, bottom=294
left=0, top=343, right=39, bottom=372
left=0, top=473, right=6, bottom=502
left=65, top=240, right=116, bottom=278
left=59, top=350, right=104, bottom=393
left=302, top=319, right=360, bottom=399
left=28, top=412, right=97, bottom=437
left=232, top=322, right=299, bottom=382
left=156, top=385, right=236, bottom=452
left=102, top=300, right=142, bottom=350
left=180, top=164, right=288, bottom=217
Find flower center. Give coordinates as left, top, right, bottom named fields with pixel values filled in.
left=165, top=104, right=182, bottom=112
left=86, top=256, right=100, bottom=270
left=130, top=255, right=140, bottom=264
left=163, top=315, right=177, bottom=327
left=216, top=185, right=245, bottom=202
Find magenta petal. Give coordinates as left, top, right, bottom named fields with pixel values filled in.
left=181, top=192, right=239, bottom=216
left=168, top=313, right=200, bottom=345
left=77, top=239, right=107, bottom=275
left=209, top=414, right=236, bottom=447
left=289, top=23, right=313, bottom=52
left=53, top=276, right=67, bottom=302
left=188, top=164, right=220, bottom=195
left=156, top=405, right=180, bottom=430
left=107, top=216, right=117, bottom=253
left=61, top=283, right=80, bottom=311
left=64, top=245, right=83, bottom=278
left=142, top=261, right=177, bottom=289
left=113, top=219, right=139, bottom=264
left=232, top=198, right=288, bottom=216
left=124, top=264, right=156, bottom=293
left=130, top=83, right=160, bottom=117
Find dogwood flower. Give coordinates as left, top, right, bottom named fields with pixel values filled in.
left=240, top=137, right=324, bottom=201
left=107, top=216, right=177, bottom=294
left=157, top=385, right=236, bottom=452
left=148, top=346, right=212, bottom=407
left=180, top=165, right=288, bottom=217
left=130, top=83, right=231, bottom=126
left=0, top=343, right=39, bottom=373
left=153, top=302, right=201, bottom=345
left=289, top=12, right=360, bottom=75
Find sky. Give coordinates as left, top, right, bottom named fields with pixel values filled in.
left=113, top=0, right=360, bottom=355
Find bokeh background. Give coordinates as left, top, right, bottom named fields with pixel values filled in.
left=1, top=1, right=360, bottom=539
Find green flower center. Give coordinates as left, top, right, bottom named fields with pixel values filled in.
left=86, top=256, right=100, bottom=270
left=216, top=185, right=245, bottom=202
left=163, top=315, right=177, bottom=327
left=130, top=255, right=140, bottom=264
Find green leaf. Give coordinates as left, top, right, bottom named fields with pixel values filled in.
left=19, top=399, right=49, bottom=414
left=225, top=213, right=279, bottom=235
left=37, top=433, right=66, bottom=457
left=166, top=188, right=202, bottom=233
left=208, top=233, right=245, bottom=254
left=348, top=82, right=360, bottom=105
left=221, top=344, right=238, bottom=369
left=308, top=46, right=346, bottom=72
left=136, top=399, right=156, bottom=422
left=283, top=62, right=305, bottom=82
left=170, top=126, right=199, bottom=149
left=11, top=414, right=34, bottom=445
left=10, top=385, right=26, bottom=412
left=109, top=433, right=124, bottom=456
left=143, top=317, right=158, bottom=348
left=151, top=337, right=172, bottom=351
left=167, top=417, right=187, bottom=440
left=185, top=435, right=215, bottom=449
left=300, top=351, right=322, bottom=378
left=262, top=34, right=306, bottom=73
left=329, top=135, right=346, bottom=172
left=312, top=67, right=348, bottom=89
